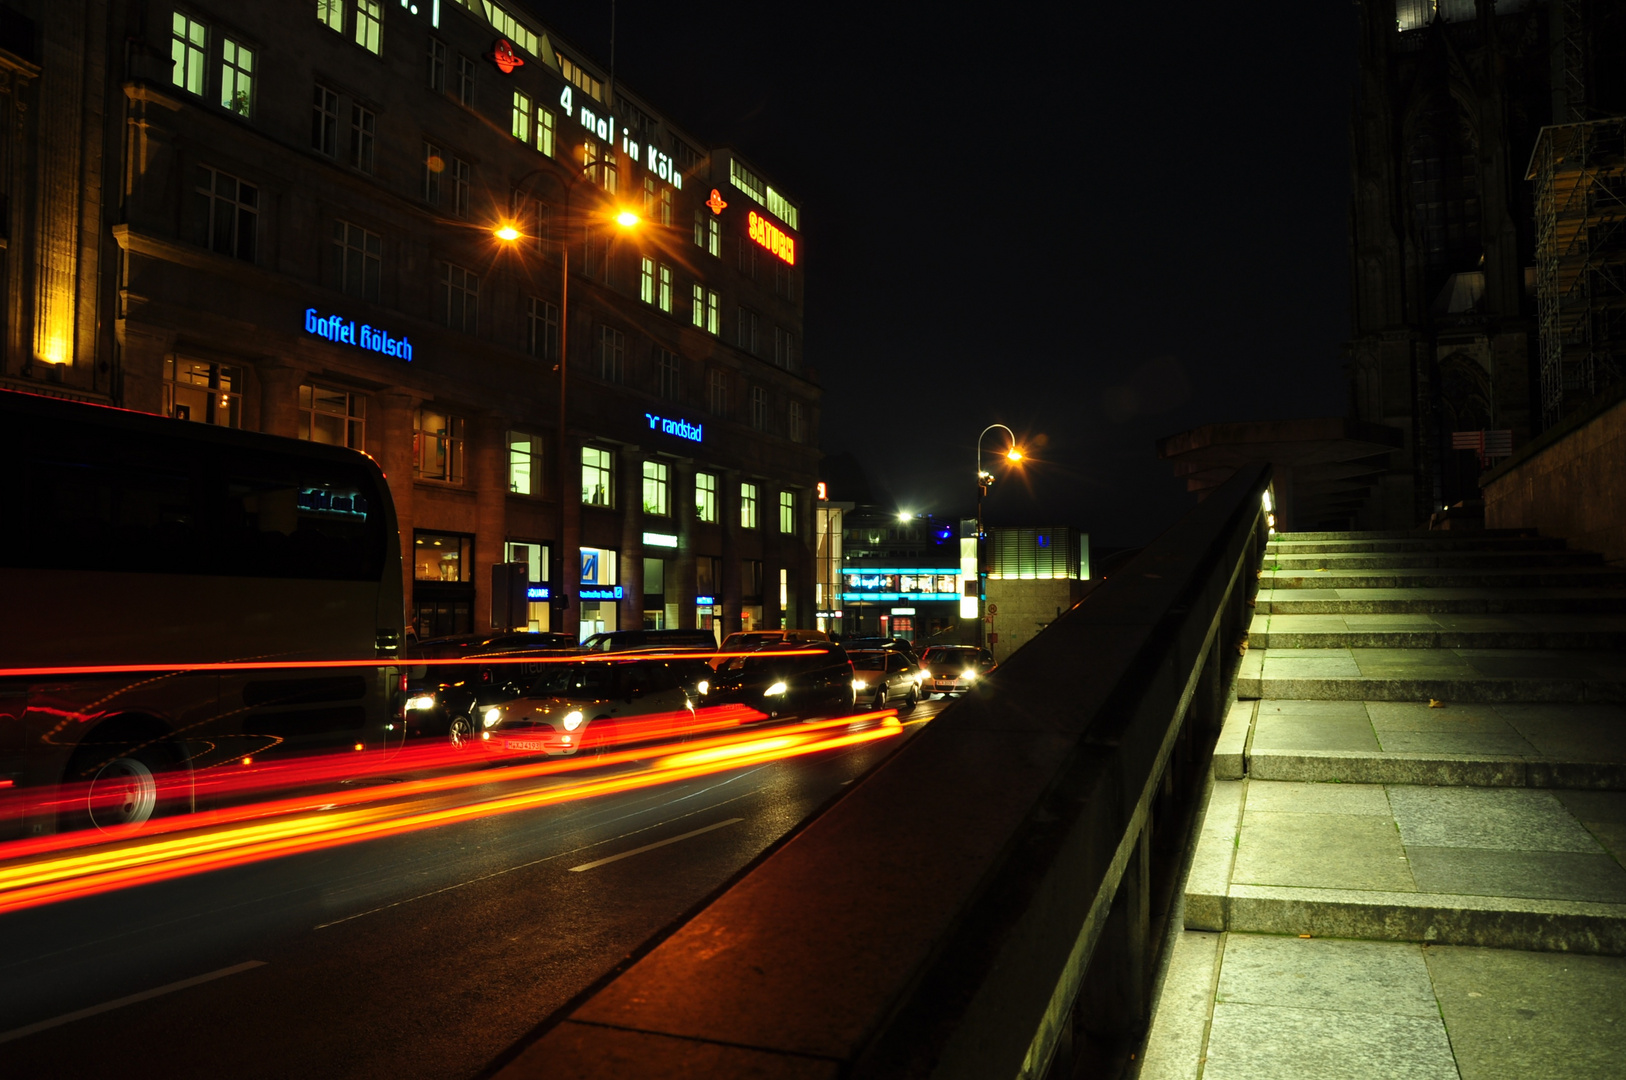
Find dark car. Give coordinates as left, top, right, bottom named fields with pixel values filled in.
left=919, top=645, right=997, bottom=698
left=838, top=636, right=920, bottom=664
left=401, top=632, right=577, bottom=746
left=477, top=656, right=719, bottom=756
left=581, top=628, right=720, bottom=653
left=848, top=649, right=922, bottom=712
left=707, top=642, right=856, bottom=721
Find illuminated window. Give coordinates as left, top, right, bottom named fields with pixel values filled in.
left=595, top=324, right=625, bottom=383
left=194, top=166, right=257, bottom=262
left=422, top=142, right=443, bottom=204
left=690, top=284, right=704, bottom=329
left=774, top=327, right=796, bottom=371
left=766, top=188, right=799, bottom=232
left=480, top=1, right=538, bottom=55
left=656, top=348, right=679, bottom=400
left=640, top=257, right=655, bottom=304
left=428, top=38, right=446, bottom=91
left=317, top=0, right=343, bottom=33
left=729, top=158, right=766, bottom=203
left=706, top=290, right=719, bottom=335
left=511, top=90, right=532, bottom=143
left=354, top=0, right=382, bottom=53
left=602, top=147, right=618, bottom=193
left=221, top=39, right=254, bottom=116
left=642, top=460, right=670, bottom=516
left=751, top=386, right=768, bottom=431
left=164, top=357, right=240, bottom=427
left=695, top=473, right=718, bottom=523
left=332, top=220, right=381, bottom=301
left=557, top=53, right=602, bottom=100
left=708, top=369, right=728, bottom=416
left=789, top=401, right=805, bottom=443
left=414, top=531, right=471, bottom=582
left=779, top=491, right=795, bottom=534
left=312, top=84, right=340, bottom=156
left=299, top=383, right=366, bottom=448
left=414, top=408, right=466, bottom=483
left=657, top=265, right=672, bottom=313
left=537, top=107, right=555, bottom=156
left=582, top=446, right=614, bottom=507
left=740, top=483, right=759, bottom=530
left=435, top=261, right=478, bottom=333
left=171, top=14, right=206, bottom=96
left=508, top=432, right=540, bottom=495
left=456, top=54, right=474, bottom=105
left=707, top=216, right=720, bottom=257
left=350, top=104, right=375, bottom=173
left=527, top=297, right=558, bottom=359
left=737, top=308, right=758, bottom=355
left=451, top=156, right=471, bottom=218
left=660, top=188, right=672, bottom=227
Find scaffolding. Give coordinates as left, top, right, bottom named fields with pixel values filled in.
left=1529, top=118, right=1626, bottom=430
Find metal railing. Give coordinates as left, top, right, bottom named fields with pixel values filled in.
left=491, top=465, right=1272, bottom=1080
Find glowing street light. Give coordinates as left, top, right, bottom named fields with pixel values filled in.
left=493, top=223, right=522, bottom=242
left=974, top=423, right=1027, bottom=651
left=614, top=209, right=641, bottom=228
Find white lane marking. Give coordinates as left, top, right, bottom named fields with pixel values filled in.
left=569, top=818, right=744, bottom=872
left=0, top=961, right=266, bottom=1044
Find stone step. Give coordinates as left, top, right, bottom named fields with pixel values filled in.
left=1184, top=778, right=1626, bottom=953
left=1256, top=588, right=1626, bottom=616
left=1268, top=536, right=1568, bottom=555
left=1234, top=647, right=1626, bottom=703
left=1269, top=550, right=1603, bottom=571
left=1261, top=567, right=1626, bottom=591
left=1213, top=699, right=1626, bottom=789
left=1248, top=613, right=1626, bottom=651
left=1273, top=530, right=1540, bottom=542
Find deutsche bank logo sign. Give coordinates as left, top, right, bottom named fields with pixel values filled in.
left=644, top=411, right=703, bottom=443
left=304, top=308, right=413, bottom=361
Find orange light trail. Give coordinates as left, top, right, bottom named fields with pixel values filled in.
left=0, top=713, right=903, bottom=915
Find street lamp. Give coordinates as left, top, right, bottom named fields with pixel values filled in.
left=492, top=161, right=639, bottom=638
left=975, top=423, right=1024, bottom=650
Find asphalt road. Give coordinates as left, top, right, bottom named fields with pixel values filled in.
left=0, top=702, right=945, bottom=1079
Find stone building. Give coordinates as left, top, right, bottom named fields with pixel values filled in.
left=1348, top=0, right=1626, bottom=526
left=0, top=0, right=819, bottom=640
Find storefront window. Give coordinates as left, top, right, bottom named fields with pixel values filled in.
left=165, top=357, right=242, bottom=428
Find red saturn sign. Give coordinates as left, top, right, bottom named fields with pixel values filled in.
left=489, top=39, right=525, bottom=74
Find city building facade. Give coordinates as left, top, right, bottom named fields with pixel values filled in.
left=1348, top=0, right=1626, bottom=525
left=0, top=0, right=819, bottom=641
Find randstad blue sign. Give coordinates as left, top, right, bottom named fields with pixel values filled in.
left=304, top=308, right=413, bottom=361
left=644, top=411, right=702, bottom=443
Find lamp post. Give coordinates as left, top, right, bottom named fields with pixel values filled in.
left=494, top=161, right=638, bottom=640
left=975, top=423, right=1024, bottom=650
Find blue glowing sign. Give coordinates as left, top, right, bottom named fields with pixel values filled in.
left=695, top=595, right=716, bottom=606
left=580, top=586, right=624, bottom=601
left=526, top=586, right=551, bottom=600
left=644, top=412, right=703, bottom=443
left=304, top=308, right=413, bottom=361
left=580, top=551, right=599, bottom=584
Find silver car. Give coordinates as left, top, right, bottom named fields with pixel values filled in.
left=477, top=658, right=711, bottom=757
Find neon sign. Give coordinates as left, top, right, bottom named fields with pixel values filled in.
left=558, top=87, right=684, bottom=190
left=696, top=595, right=717, bottom=606
left=580, top=586, right=624, bottom=601
left=644, top=412, right=703, bottom=443
left=304, top=309, right=413, bottom=361
left=526, top=586, right=551, bottom=600
left=489, top=39, right=524, bottom=74
left=817, top=481, right=828, bottom=500
left=706, top=189, right=728, bottom=215
left=748, top=211, right=795, bottom=265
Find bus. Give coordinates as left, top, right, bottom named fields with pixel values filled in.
left=0, top=389, right=405, bottom=836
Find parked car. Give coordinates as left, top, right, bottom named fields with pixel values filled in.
left=847, top=649, right=922, bottom=712
left=707, top=642, right=855, bottom=721
left=719, top=628, right=830, bottom=651
left=918, top=645, right=997, bottom=698
left=581, top=628, right=720, bottom=653
left=401, top=633, right=578, bottom=746
left=476, top=656, right=718, bottom=757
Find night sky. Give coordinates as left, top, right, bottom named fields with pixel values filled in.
left=526, top=1, right=1357, bottom=547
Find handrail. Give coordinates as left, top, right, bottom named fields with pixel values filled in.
left=493, top=464, right=1272, bottom=1079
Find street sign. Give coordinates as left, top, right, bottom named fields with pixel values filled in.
left=988, top=604, right=998, bottom=615
left=990, top=632, right=999, bottom=645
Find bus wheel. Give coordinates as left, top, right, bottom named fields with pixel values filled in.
left=74, top=751, right=163, bottom=831
left=447, top=715, right=474, bottom=748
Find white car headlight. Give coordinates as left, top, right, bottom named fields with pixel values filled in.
left=962, top=670, right=977, bottom=682
left=765, top=681, right=788, bottom=696
left=405, top=694, right=436, bottom=711
left=696, top=680, right=709, bottom=695
left=562, top=710, right=584, bottom=731
left=912, top=670, right=925, bottom=683
left=483, top=707, right=502, bottom=728
left=852, top=678, right=867, bottom=691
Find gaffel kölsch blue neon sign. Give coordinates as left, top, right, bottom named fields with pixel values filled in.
left=305, top=308, right=413, bottom=361
left=644, top=412, right=702, bottom=443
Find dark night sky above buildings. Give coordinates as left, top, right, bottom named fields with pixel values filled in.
left=528, top=1, right=1358, bottom=547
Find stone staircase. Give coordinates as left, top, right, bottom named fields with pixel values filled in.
left=1140, top=530, right=1626, bottom=1080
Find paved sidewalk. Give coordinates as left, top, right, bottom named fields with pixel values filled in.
left=1139, top=530, right=1626, bottom=1078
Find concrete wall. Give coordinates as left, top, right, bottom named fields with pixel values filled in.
left=984, top=578, right=1095, bottom=664
left=1483, top=387, right=1626, bottom=565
